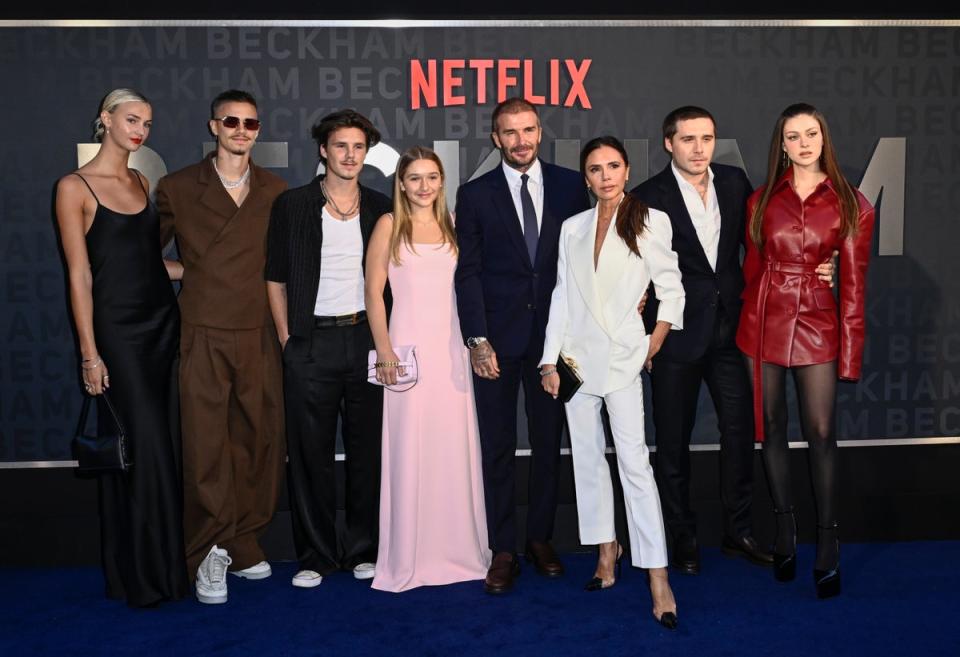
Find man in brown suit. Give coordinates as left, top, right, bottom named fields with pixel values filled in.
left=157, top=89, right=288, bottom=605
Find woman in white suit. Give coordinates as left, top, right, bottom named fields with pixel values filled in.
left=540, top=136, right=683, bottom=629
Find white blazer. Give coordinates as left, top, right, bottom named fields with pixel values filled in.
left=540, top=204, right=685, bottom=396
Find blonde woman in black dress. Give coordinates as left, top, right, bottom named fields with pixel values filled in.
left=56, top=88, right=188, bottom=607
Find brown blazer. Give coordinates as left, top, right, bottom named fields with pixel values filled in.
left=158, top=154, right=288, bottom=329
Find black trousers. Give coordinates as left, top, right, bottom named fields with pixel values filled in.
left=282, top=321, right=383, bottom=574
left=472, top=348, right=563, bottom=554
left=651, top=308, right=755, bottom=541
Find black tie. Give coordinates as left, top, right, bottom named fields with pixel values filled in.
left=520, top=173, right=539, bottom=264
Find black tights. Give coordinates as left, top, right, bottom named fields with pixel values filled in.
left=745, top=357, right=840, bottom=570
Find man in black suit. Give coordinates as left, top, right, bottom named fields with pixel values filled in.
left=265, top=110, right=391, bottom=589
left=631, top=106, right=772, bottom=574
left=454, top=98, right=590, bottom=593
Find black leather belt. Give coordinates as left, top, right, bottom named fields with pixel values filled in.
left=314, top=311, right=367, bottom=327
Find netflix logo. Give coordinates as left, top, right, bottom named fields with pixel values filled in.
left=409, top=59, right=592, bottom=110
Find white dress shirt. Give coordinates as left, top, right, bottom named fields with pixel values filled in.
left=671, top=162, right=721, bottom=271
left=501, top=159, right=545, bottom=233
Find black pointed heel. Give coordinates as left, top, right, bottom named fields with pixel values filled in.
left=813, top=523, right=841, bottom=599
left=584, top=542, right=622, bottom=591
left=656, top=611, right=678, bottom=630
left=772, top=508, right=797, bottom=582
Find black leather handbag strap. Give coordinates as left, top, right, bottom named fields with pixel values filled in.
left=76, top=390, right=127, bottom=436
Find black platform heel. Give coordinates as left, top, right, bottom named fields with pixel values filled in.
left=813, top=522, right=841, bottom=599
left=772, top=508, right=797, bottom=582
left=584, top=542, right=622, bottom=591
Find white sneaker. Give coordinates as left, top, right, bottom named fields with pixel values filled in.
left=196, top=545, right=232, bottom=604
left=353, top=562, right=376, bottom=580
left=291, top=569, right=323, bottom=588
left=230, top=560, right=272, bottom=580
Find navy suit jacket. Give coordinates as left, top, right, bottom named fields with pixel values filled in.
left=631, top=162, right=752, bottom=362
left=454, top=160, right=590, bottom=359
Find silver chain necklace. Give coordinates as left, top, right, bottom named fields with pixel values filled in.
left=320, top=180, right=360, bottom=219
left=213, top=158, right=251, bottom=190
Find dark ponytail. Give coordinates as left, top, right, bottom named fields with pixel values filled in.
left=580, top=135, right=648, bottom=257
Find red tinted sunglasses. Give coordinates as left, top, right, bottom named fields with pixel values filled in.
left=214, top=116, right=261, bottom=131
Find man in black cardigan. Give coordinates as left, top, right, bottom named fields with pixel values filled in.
left=265, top=110, right=391, bottom=589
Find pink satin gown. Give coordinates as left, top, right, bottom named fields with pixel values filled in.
left=372, top=241, right=491, bottom=592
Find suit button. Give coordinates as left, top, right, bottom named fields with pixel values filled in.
left=527, top=304, right=536, bottom=310
left=792, top=225, right=802, bottom=231
left=533, top=273, right=539, bottom=279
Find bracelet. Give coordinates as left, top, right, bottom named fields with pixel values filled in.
left=81, top=355, right=99, bottom=362
left=81, top=357, right=103, bottom=370
left=375, top=361, right=400, bottom=368
left=540, top=368, right=557, bottom=377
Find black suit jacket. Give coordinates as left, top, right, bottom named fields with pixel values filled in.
left=631, top=162, right=752, bottom=362
left=264, top=176, right=392, bottom=338
left=454, top=161, right=590, bottom=359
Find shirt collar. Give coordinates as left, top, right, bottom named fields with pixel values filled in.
left=670, top=161, right=713, bottom=192
left=773, top=166, right=836, bottom=195
left=502, top=158, right=543, bottom=188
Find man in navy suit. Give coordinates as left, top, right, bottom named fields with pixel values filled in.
left=454, top=98, right=590, bottom=594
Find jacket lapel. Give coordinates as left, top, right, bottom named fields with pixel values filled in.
left=569, top=207, right=608, bottom=334
left=535, top=162, right=561, bottom=269
left=713, top=168, right=739, bottom=270
left=198, top=157, right=242, bottom=225
left=595, top=214, right=633, bottom=329
left=658, top=167, right=713, bottom=273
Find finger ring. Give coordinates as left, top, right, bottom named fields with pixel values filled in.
left=104, top=375, right=110, bottom=381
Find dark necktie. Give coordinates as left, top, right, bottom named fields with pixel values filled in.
left=520, top=173, right=539, bottom=264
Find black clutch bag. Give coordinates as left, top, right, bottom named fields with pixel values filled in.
left=72, top=391, right=132, bottom=474
left=556, top=353, right=584, bottom=403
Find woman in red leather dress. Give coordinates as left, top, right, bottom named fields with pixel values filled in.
left=736, top=103, right=874, bottom=599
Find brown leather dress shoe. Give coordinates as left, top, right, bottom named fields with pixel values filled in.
left=484, top=552, right=520, bottom=594
left=524, top=541, right=564, bottom=577
left=722, top=535, right=775, bottom=566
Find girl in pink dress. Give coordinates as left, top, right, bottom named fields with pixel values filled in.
left=365, top=146, right=491, bottom=592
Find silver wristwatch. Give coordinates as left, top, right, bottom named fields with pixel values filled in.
left=466, top=336, right=487, bottom=349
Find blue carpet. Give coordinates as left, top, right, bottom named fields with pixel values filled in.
left=1, top=542, right=957, bottom=656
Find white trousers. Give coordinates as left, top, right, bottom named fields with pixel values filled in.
left=564, top=378, right=668, bottom=568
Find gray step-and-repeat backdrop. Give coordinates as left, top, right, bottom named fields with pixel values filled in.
left=1, top=21, right=958, bottom=464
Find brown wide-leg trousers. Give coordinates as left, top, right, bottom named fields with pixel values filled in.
left=180, top=322, right=285, bottom=579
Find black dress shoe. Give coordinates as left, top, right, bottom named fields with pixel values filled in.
left=721, top=535, right=775, bottom=566
left=484, top=552, right=520, bottom=594
left=670, top=536, right=700, bottom=575
left=524, top=541, right=564, bottom=577
left=656, top=611, right=678, bottom=630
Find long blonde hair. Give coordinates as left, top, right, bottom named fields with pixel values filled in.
left=749, top=103, right=859, bottom=250
left=390, top=146, right=456, bottom=264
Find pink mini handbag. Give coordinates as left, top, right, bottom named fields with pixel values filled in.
left=367, top=345, right=418, bottom=391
